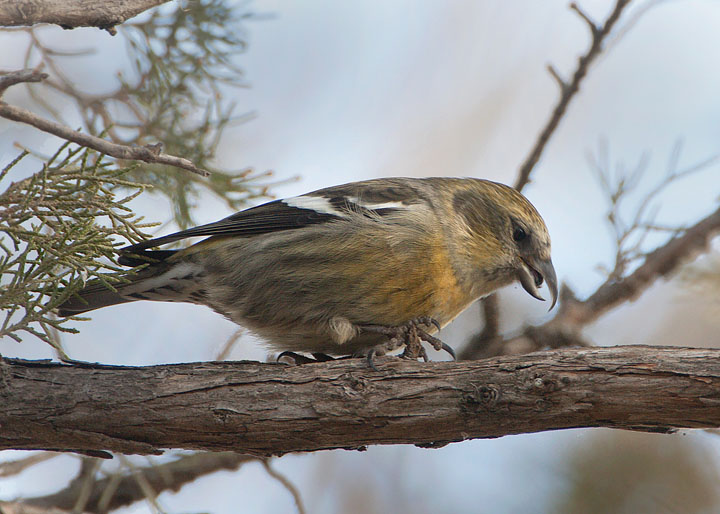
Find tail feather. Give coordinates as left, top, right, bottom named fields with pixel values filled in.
left=57, top=249, right=190, bottom=317
left=58, top=280, right=136, bottom=316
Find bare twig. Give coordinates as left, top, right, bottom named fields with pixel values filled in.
left=564, top=204, right=720, bottom=327
left=262, top=460, right=307, bottom=514
left=588, top=141, right=718, bottom=281
left=0, top=452, right=58, bottom=478
left=215, top=328, right=244, bottom=361
left=514, top=0, right=632, bottom=191
left=459, top=294, right=501, bottom=360
left=0, top=69, right=48, bottom=95
left=117, top=455, right=162, bottom=514
left=608, top=0, right=678, bottom=53
left=0, top=100, right=210, bottom=176
left=0, top=502, right=76, bottom=514
left=24, top=452, right=256, bottom=513
left=71, top=459, right=102, bottom=514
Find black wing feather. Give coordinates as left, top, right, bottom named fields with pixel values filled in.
left=122, top=200, right=341, bottom=253
left=121, top=179, right=422, bottom=253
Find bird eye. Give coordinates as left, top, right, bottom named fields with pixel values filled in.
left=513, top=227, right=527, bottom=242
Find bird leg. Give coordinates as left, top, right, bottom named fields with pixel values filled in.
left=360, top=316, right=456, bottom=370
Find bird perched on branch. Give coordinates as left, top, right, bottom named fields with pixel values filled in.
left=58, top=177, right=557, bottom=367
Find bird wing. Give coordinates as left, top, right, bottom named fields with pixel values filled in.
left=121, top=179, right=424, bottom=253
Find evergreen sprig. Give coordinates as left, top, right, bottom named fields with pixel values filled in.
left=0, top=143, right=155, bottom=351
left=17, top=0, right=273, bottom=229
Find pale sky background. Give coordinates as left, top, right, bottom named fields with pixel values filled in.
left=2, top=1, right=720, bottom=513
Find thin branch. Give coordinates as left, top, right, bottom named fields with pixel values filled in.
left=0, top=69, right=48, bottom=96
left=2, top=346, right=720, bottom=457
left=514, top=0, right=632, bottom=191
left=459, top=294, right=501, bottom=361
left=565, top=204, right=720, bottom=326
left=0, top=502, right=76, bottom=514
left=24, top=452, right=256, bottom=513
left=569, top=2, right=601, bottom=36
left=546, top=64, right=568, bottom=93
left=607, top=0, right=677, bottom=53
left=71, top=459, right=102, bottom=514
left=262, top=460, right=307, bottom=514
left=0, top=68, right=210, bottom=176
left=116, top=456, right=163, bottom=514
left=215, top=328, right=245, bottom=361
left=0, top=100, right=208, bottom=177
left=587, top=142, right=717, bottom=281
left=0, top=452, right=58, bottom=478
left=0, top=101, right=210, bottom=176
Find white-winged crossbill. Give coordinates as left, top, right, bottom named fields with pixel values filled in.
left=59, top=177, right=557, bottom=363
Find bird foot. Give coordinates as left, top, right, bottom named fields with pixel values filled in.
left=360, top=316, right=455, bottom=371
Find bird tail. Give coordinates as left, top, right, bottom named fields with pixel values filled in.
left=57, top=279, right=137, bottom=316
left=57, top=249, right=192, bottom=317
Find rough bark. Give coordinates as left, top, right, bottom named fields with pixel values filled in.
left=0, top=0, right=168, bottom=32
left=1, top=345, right=720, bottom=457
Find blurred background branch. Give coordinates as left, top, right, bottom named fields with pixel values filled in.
left=514, top=0, right=632, bottom=191
left=463, top=0, right=720, bottom=361
left=21, top=453, right=258, bottom=513
left=464, top=0, right=634, bottom=360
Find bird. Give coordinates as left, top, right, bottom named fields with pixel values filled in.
left=58, top=177, right=557, bottom=366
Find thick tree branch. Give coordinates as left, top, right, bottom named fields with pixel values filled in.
left=514, top=0, right=632, bottom=191
left=0, top=0, right=169, bottom=33
left=2, top=346, right=720, bottom=457
left=0, top=70, right=210, bottom=176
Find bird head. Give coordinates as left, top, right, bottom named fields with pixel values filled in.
left=451, top=180, right=558, bottom=309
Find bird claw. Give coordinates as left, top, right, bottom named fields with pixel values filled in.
left=360, top=316, right=455, bottom=369
left=414, top=315, right=442, bottom=332
left=366, top=348, right=380, bottom=372
left=440, top=342, right=456, bottom=360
